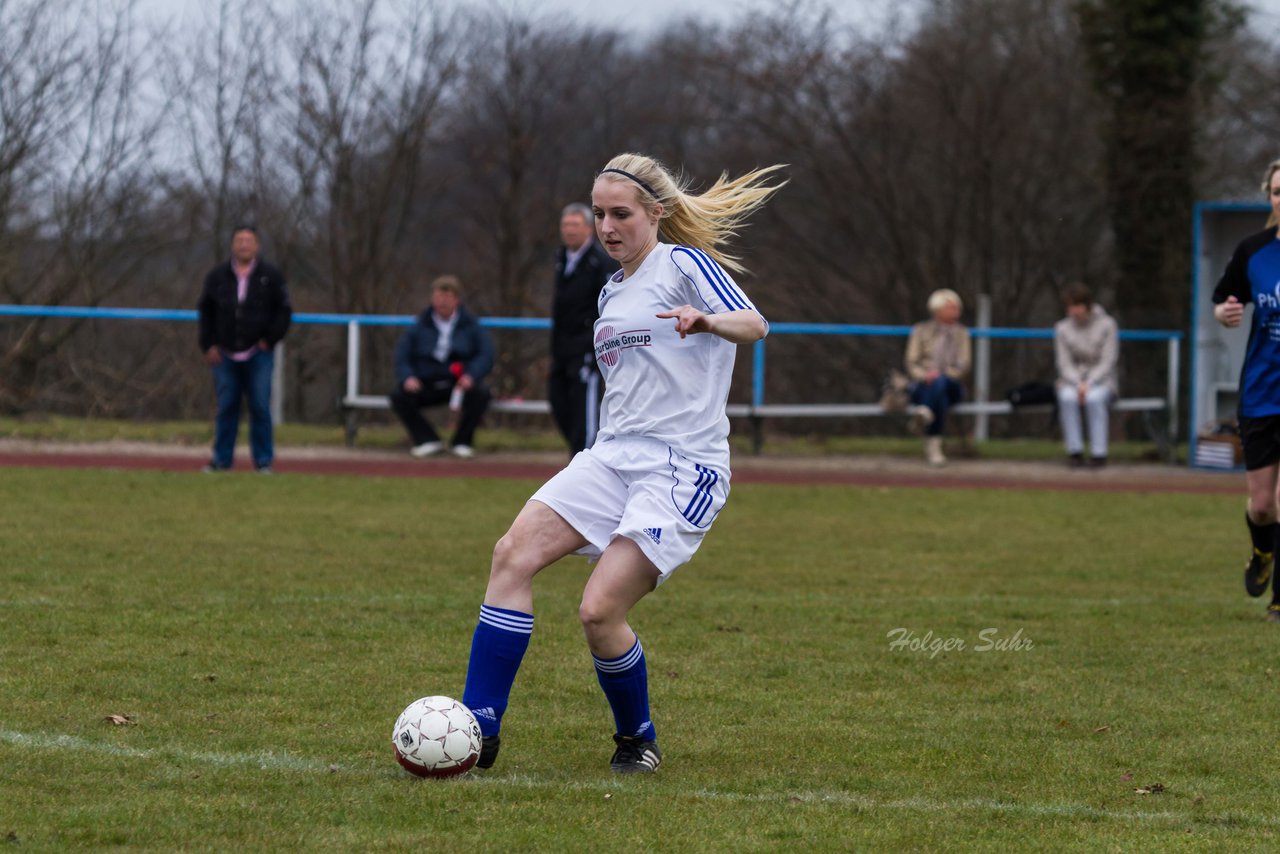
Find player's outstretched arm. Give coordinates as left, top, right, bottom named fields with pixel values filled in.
left=656, top=306, right=766, bottom=343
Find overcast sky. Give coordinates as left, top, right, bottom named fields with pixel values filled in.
left=133, top=0, right=910, bottom=37
left=488, top=0, right=909, bottom=33
left=137, top=0, right=1280, bottom=34
left=511, top=0, right=1280, bottom=30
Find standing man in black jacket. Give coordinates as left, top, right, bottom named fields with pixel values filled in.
left=390, top=276, right=495, bottom=459
left=549, top=202, right=619, bottom=454
left=197, top=225, right=292, bottom=473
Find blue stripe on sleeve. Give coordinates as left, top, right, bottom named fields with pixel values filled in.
left=672, top=246, right=748, bottom=312
left=688, top=247, right=753, bottom=311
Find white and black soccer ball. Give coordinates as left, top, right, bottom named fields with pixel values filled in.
left=391, top=696, right=482, bottom=778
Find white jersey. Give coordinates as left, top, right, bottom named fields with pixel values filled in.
left=592, top=243, right=766, bottom=472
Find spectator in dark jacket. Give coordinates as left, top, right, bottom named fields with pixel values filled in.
left=549, top=202, right=619, bottom=453
left=197, top=225, right=291, bottom=473
left=391, top=276, right=494, bottom=458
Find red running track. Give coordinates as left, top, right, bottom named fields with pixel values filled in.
left=0, top=450, right=1241, bottom=495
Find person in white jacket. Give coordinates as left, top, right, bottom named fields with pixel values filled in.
left=1054, top=283, right=1118, bottom=467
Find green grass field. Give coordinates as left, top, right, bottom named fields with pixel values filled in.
left=0, top=466, right=1272, bottom=851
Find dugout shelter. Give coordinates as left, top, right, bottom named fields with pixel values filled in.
left=1190, top=201, right=1272, bottom=468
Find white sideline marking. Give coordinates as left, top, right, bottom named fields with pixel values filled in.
left=3, top=729, right=1273, bottom=828
left=0, top=729, right=344, bottom=774
left=0, top=593, right=438, bottom=609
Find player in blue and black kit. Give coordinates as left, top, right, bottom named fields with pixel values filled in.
left=1212, top=159, right=1280, bottom=621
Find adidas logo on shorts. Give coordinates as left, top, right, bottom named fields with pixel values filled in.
left=642, top=527, right=662, bottom=545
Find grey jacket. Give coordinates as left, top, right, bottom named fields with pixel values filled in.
left=1054, top=304, right=1118, bottom=394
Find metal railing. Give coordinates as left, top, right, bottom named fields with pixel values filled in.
left=0, top=304, right=1182, bottom=450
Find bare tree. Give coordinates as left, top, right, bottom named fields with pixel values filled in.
left=430, top=12, right=632, bottom=397
left=443, top=13, right=628, bottom=313
left=0, top=0, right=1270, bottom=428
left=0, top=0, right=171, bottom=414
left=162, top=0, right=280, bottom=264
left=674, top=0, right=1110, bottom=415
left=0, top=0, right=84, bottom=306
left=273, top=0, right=461, bottom=314
left=1198, top=22, right=1280, bottom=198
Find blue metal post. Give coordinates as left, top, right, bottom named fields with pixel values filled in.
left=752, top=338, right=766, bottom=408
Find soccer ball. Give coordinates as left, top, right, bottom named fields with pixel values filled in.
left=391, top=696, right=482, bottom=778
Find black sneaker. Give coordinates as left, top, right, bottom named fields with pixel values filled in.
left=609, top=735, right=661, bottom=774
left=475, top=735, right=500, bottom=769
left=1266, top=604, right=1280, bottom=623
left=1089, top=455, right=1107, bottom=469
left=1246, top=548, right=1274, bottom=598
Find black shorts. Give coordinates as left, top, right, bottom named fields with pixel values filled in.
left=1240, top=415, right=1280, bottom=470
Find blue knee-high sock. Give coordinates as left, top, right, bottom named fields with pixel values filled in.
left=462, top=605, right=533, bottom=737
left=593, top=637, right=656, bottom=742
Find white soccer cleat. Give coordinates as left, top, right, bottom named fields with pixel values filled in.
left=410, top=441, right=445, bottom=458
left=451, top=444, right=475, bottom=459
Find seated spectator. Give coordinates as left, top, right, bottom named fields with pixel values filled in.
left=906, top=289, right=971, bottom=467
left=1054, top=282, right=1118, bottom=468
left=390, top=276, right=494, bottom=458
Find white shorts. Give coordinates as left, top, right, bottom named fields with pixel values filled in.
left=530, top=435, right=730, bottom=584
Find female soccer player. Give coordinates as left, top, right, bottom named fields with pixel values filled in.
left=460, top=153, right=785, bottom=772
left=1212, top=158, right=1280, bottom=621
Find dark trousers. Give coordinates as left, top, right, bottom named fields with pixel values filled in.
left=210, top=348, right=274, bottom=469
left=389, top=380, right=490, bottom=447
left=909, top=376, right=965, bottom=436
left=548, top=355, right=603, bottom=454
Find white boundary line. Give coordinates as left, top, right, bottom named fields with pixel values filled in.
left=3, top=728, right=1275, bottom=829
left=0, top=730, right=339, bottom=773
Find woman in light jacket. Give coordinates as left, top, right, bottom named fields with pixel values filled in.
left=905, top=289, right=971, bottom=466
left=1054, top=282, right=1118, bottom=468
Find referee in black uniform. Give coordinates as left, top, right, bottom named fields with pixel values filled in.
left=549, top=202, right=619, bottom=453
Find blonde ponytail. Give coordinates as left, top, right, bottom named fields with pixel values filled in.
left=1261, top=159, right=1280, bottom=228
left=597, top=153, right=787, bottom=275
